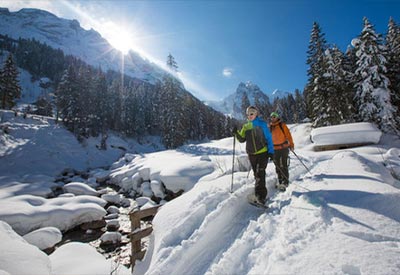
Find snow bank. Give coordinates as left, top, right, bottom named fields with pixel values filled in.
left=0, top=221, right=51, bottom=275
left=109, top=150, right=215, bottom=194
left=49, top=242, right=130, bottom=275
left=311, top=122, right=382, bottom=148
left=0, top=195, right=107, bottom=235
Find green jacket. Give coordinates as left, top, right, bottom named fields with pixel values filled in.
left=235, top=117, right=274, bottom=155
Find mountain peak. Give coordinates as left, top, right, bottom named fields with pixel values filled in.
left=207, top=81, right=270, bottom=119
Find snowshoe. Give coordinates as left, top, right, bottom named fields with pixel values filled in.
left=247, top=194, right=268, bottom=209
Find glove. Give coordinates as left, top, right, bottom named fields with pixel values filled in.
left=267, top=153, right=274, bottom=161
left=232, top=126, right=238, bottom=136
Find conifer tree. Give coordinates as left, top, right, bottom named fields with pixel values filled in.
left=92, top=70, right=110, bottom=136
left=160, top=75, right=185, bottom=148
left=353, top=17, right=398, bottom=133
left=0, top=53, right=21, bottom=109
left=55, top=65, right=80, bottom=132
left=294, top=89, right=306, bottom=123
left=304, top=22, right=328, bottom=125
left=385, top=17, right=400, bottom=129
left=315, top=46, right=353, bottom=126
left=166, top=53, right=178, bottom=72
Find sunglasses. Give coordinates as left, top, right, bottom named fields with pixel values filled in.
left=247, top=113, right=256, bottom=117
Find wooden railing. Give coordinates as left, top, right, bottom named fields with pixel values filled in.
left=129, top=205, right=161, bottom=271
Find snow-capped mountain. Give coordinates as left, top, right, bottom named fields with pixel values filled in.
left=0, top=7, right=166, bottom=83
left=208, top=81, right=270, bottom=120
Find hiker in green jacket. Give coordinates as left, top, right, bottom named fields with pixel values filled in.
left=233, top=106, right=274, bottom=205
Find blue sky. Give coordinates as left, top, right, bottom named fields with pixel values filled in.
left=3, top=0, right=400, bottom=101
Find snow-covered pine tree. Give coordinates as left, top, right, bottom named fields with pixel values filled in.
left=166, top=53, right=178, bottom=72
left=55, top=65, right=80, bottom=131
left=385, top=17, right=400, bottom=129
left=304, top=22, right=328, bottom=125
left=294, top=89, right=306, bottom=123
left=92, top=70, right=110, bottom=136
left=353, top=17, right=398, bottom=133
left=159, top=75, right=186, bottom=148
left=0, top=53, right=21, bottom=109
left=315, top=45, right=353, bottom=126
left=311, top=46, right=333, bottom=127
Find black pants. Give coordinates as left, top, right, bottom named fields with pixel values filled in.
left=248, top=152, right=269, bottom=201
left=273, top=148, right=289, bottom=186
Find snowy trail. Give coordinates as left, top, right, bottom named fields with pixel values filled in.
left=149, top=153, right=316, bottom=275
left=205, top=161, right=316, bottom=274
left=149, top=181, right=260, bottom=274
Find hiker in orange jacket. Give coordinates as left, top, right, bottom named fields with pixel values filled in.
left=269, top=112, right=294, bottom=191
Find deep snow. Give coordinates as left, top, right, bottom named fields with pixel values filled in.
left=1, top=109, right=400, bottom=275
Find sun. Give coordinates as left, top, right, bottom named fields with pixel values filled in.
left=106, top=26, right=135, bottom=54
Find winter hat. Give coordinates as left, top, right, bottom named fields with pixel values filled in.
left=246, top=106, right=259, bottom=116
left=270, top=111, right=279, bottom=118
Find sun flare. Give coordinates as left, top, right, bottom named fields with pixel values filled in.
left=103, top=23, right=135, bottom=54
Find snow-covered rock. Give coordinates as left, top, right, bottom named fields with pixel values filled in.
left=310, top=122, right=382, bottom=148
left=100, top=231, right=122, bottom=244
left=63, top=182, right=99, bottom=196
left=151, top=180, right=166, bottom=199
left=49, top=242, right=130, bottom=274
left=105, top=219, right=120, bottom=231
left=101, top=193, right=121, bottom=205
left=0, top=221, right=51, bottom=275
left=106, top=205, right=120, bottom=214
left=23, top=226, right=62, bottom=250
left=0, top=195, right=107, bottom=235
left=141, top=181, right=153, bottom=198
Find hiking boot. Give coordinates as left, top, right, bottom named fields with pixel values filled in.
left=277, top=184, right=286, bottom=192
left=255, top=196, right=265, bottom=205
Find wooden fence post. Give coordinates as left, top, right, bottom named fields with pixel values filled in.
left=129, top=205, right=161, bottom=272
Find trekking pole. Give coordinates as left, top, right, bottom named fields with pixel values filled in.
left=290, top=148, right=312, bottom=176
left=230, top=136, right=236, bottom=193
left=271, top=157, right=311, bottom=191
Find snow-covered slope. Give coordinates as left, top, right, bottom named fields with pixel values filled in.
left=0, top=7, right=166, bottom=83
left=0, top=110, right=162, bottom=178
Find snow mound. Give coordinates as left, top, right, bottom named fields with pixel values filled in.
left=23, top=226, right=62, bottom=250
left=0, top=221, right=51, bottom=275
left=311, top=122, right=382, bottom=148
left=0, top=195, right=107, bottom=235
left=49, top=242, right=130, bottom=275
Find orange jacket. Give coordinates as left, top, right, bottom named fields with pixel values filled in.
left=270, top=120, right=294, bottom=150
